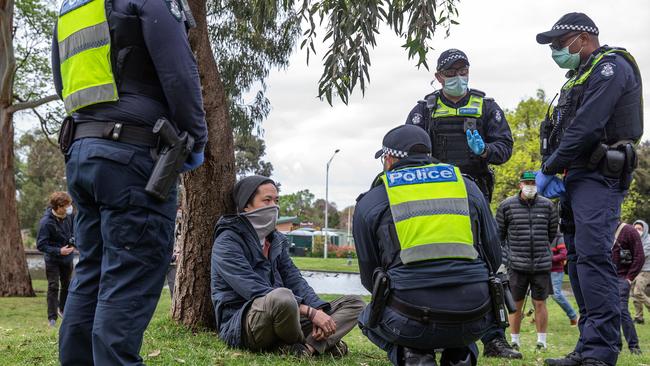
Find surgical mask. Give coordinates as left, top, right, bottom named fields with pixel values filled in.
left=66, top=206, right=73, bottom=215
left=522, top=185, right=537, bottom=199
left=442, top=75, right=468, bottom=97
left=551, top=35, right=583, bottom=70
left=243, top=205, right=279, bottom=242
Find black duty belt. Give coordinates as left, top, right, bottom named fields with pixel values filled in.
left=387, top=294, right=491, bottom=324
left=73, top=122, right=158, bottom=147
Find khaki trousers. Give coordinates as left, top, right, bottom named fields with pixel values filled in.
left=632, top=271, right=650, bottom=321
left=242, top=287, right=365, bottom=354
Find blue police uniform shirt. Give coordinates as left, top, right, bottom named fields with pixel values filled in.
left=405, top=91, right=513, bottom=166
left=51, top=0, right=207, bottom=153
left=543, top=48, right=641, bottom=173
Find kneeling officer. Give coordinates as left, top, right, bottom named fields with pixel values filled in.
left=353, top=125, right=505, bottom=366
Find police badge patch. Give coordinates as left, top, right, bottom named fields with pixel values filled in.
left=600, top=62, right=615, bottom=78
left=165, top=0, right=183, bottom=21
left=412, top=113, right=422, bottom=125
left=494, top=110, right=502, bottom=122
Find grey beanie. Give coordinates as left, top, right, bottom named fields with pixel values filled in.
left=233, top=175, right=276, bottom=213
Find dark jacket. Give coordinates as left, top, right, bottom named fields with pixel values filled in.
left=36, top=208, right=74, bottom=263
left=612, top=223, right=646, bottom=281
left=550, top=232, right=567, bottom=273
left=353, top=156, right=502, bottom=311
left=51, top=0, right=207, bottom=152
left=210, top=215, right=328, bottom=348
left=496, top=193, right=558, bottom=273
left=406, top=91, right=514, bottom=168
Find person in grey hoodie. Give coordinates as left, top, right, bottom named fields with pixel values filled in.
left=632, top=220, right=650, bottom=324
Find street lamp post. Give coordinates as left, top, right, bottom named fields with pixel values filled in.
left=324, top=149, right=340, bottom=259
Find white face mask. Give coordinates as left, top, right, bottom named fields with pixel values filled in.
left=522, top=185, right=537, bottom=199
left=243, top=205, right=279, bottom=242
left=66, top=206, right=73, bottom=215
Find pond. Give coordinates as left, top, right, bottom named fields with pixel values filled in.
left=26, top=252, right=585, bottom=298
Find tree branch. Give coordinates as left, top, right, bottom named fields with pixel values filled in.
left=9, top=94, right=58, bottom=112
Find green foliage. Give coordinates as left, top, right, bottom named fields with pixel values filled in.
left=15, top=130, right=66, bottom=237
left=298, top=0, right=460, bottom=104
left=622, top=141, right=650, bottom=223
left=234, top=133, right=274, bottom=177
left=13, top=0, right=64, bottom=131
left=491, top=90, right=548, bottom=209
left=279, top=189, right=317, bottom=218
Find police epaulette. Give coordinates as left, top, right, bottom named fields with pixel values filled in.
left=469, top=89, right=486, bottom=97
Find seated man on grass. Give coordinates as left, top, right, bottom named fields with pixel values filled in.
left=211, top=175, right=365, bottom=357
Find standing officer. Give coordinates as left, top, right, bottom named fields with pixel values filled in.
left=405, top=49, right=513, bottom=203
left=354, top=125, right=503, bottom=366
left=51, top=0, right=207, bottom=364
left=405, top=48, right=519, bottom=360
left=535, top=12, right=643, bottom=366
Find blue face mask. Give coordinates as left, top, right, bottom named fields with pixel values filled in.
left=442, top=76, right=469, bottom=97
left=551, top=35, right=583, bottom=70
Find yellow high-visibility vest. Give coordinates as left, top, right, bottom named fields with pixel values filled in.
left=381, top=163, right=478, bottom=264
left=57, top=0, right=118, bottom=114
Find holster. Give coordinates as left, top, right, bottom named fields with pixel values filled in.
left=368, top=268, right=390, bottom=328
left=58, top=116, right=76, bottom=154
left=488, top=275, right=510, bottom=328
left=496, top=273, right=517, bottom=314
left=587, top=142, right=637, bottom=189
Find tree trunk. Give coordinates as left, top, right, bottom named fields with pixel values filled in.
left=0, top=107, right=35, bottom=297
left=171, top=0, right=235, bottom=329
left=0, top=0, right=35, bottom=297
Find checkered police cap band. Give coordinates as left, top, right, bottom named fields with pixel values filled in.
left=381, top=146, right=409, bottom=158
left=437, top=54, right=467, bottom=70
left=552, top=24, right=599, bottom=35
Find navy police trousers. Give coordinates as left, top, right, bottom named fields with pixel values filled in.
left=59, top=138, right=177, bottom=366
left=562, top=169, right=625, bottom=366
left=359, top=304, right=492, bottom=366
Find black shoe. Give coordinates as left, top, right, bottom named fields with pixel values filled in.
left=544, top=351, right=582, bottom=366
left=483, top=336, right=523, bottom=359
left=581, top=358, right=609, bottom=366
left=633, top=318, right=644, bottom=324
left=511, top=343, right=520, bottom=351
left=324, top=340, right=348, bottom=358
left=404, top=347, right=437, bottom=366
left=279, top=343, right=312, bottom=358
left=630, top=347, right=642, bottom=355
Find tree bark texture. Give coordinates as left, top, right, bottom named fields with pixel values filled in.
left=171, top=0, right=235, bottom=329
left=0, top=0, right=35, bottom=297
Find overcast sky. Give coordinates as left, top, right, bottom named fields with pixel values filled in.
left=16, top=0, right=650, bottom=210
left=260, top=0, right=650, bottom=209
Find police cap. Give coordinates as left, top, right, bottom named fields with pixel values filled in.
left=536, top=12, right=599, bottom=44
left=374, top=125, right=431, bottom=159
left=436, top=49, right=469, bottom=71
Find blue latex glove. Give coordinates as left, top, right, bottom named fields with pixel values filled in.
left=536, top=172, right=566, bottom=198
left=535, top=172, right=554, bottom=193
left=181, top=150, right=205, bottom=173
left=544, top=177, right=566, bottom=199
left=466, top=129, right=486, bottom=156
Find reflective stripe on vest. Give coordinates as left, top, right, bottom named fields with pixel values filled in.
left=432, top=94, right=484, bottom=119
left=381, top=164, right=478, bottom=264
left=562, top=48, right=639, bottom=90
left=58, top=0, right=118, bottom=114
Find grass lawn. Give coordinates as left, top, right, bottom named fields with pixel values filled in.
left=291, top=257, right=360, bottom=273
left=1, top=280, right=649, bottom=365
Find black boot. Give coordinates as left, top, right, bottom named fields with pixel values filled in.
left=404, top=347, right=437, bottom=366
left=543, top=351, right=582, bottom=366
left=482, top=336, right=522, bottom=359
left=581, top=358, right=610, bottom=366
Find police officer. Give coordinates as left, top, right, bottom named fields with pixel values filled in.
left=405, top=49, right=513, bottom=203
left=354, top=125, right=502, bottom=366
left=51, top=0, right=207, bottom=364
left=406, top=48, right=519, bottom=360
left=535, top=13, right=643, bottom=366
